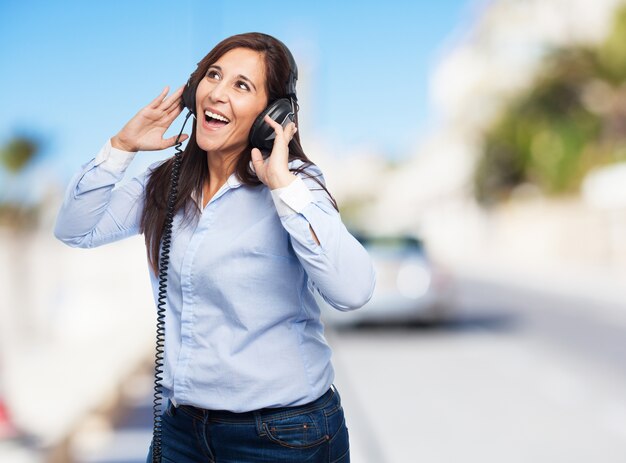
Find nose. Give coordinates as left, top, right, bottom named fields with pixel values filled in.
left=209, top=80, right=229, bottom=104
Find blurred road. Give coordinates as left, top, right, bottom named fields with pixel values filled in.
left=46, top=276, right=626, bottom=462
left=333, top=276, right=626, bottom=463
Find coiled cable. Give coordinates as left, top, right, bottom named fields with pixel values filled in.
left=152, top=110, right=192, bottom=463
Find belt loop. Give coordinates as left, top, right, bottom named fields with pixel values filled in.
left=254, top=410, right=266, bottom=436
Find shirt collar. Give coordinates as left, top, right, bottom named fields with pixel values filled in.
left=227, top=171, right=243, bottom=189
left=190, top=170, right=245, bottom=208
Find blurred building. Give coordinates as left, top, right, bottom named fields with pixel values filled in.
left=366, top=0, right=626, bottom=275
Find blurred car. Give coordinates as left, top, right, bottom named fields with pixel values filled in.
left=316, top=233, right=456, bottom=327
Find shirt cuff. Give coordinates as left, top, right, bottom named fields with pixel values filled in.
left=94, top=138, right=137, bottom=173
left=270, top=176, right=315, bottom=217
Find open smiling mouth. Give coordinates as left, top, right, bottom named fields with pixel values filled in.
left=203, top=109, right=231, bottom=129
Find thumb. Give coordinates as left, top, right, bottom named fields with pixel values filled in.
left=250, top=148, right=264, bottom=170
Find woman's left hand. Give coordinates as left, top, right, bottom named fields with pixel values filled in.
left=250, top=115, right=298, bottom=190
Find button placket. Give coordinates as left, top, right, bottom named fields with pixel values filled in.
left=173, top=184, right=236, bottom=398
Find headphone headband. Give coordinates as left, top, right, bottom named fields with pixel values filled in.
left=273, top=37, right=298, bottom=100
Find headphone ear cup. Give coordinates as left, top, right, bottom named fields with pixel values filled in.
left=182, top=77, right=197, bottom=116
left=249, top=98, right=295, bottom=151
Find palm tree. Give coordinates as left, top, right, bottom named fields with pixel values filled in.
left=0, top=136, right=40, bottom=227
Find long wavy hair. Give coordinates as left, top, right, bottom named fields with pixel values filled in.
left=140, top=32, right=338, bottom=277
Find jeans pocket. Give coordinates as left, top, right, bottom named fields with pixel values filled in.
left=324, top=405, right=350, bottom=462
left=262, top=411, right=330, bottom=449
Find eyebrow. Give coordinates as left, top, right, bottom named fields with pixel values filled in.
left=209, top=65, right=257, bottom=91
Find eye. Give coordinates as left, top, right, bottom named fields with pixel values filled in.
left=206, top=70, right=220, bottom=80
left=236, top=80, right=250, bottom=91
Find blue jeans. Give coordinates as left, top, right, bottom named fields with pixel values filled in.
left=146, top=385, right=350, bottom=462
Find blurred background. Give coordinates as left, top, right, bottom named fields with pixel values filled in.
left=2, top=0, right=626, bottom=461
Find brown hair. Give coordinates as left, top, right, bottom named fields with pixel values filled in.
left=140, top=32, right=338, bottom=276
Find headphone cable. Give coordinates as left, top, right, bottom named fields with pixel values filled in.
left=152, top=109, right=192, bottom=463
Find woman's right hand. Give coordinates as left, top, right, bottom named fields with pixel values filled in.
left=111, top=85, right=189, bottom=152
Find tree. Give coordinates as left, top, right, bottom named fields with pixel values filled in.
left=0, top=136, right=40, bottom=228
left=474, top=5, right=626, bottom=205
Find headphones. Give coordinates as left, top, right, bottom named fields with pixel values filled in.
left=181, top=36, right=298, bottom=152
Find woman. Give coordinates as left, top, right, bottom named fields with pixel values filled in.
left=54, top=32, right=375, bottom=462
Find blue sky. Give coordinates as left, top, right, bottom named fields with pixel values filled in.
left=0, top=0, right=474, bottom=196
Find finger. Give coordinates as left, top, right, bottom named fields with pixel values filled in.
left=162, top=133, right=188, bottom=149
left=286, top=122, right=297, bottom=140
left=263, top=114, right=283, bottom=133
left=150, top=86, right=170, bottom=108
left=165, top=99, right=184, bottom=117
left=265, top=115, right=291, bottom=146
left=162, top=87, right=185, bottom=112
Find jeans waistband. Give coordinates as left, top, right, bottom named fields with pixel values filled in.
left=171, top=385, right=337, bottom=423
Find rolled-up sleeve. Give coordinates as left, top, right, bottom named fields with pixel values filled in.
left=270, top=161, right=376, bottom=311
left=53, top=139, right=160, bottom=248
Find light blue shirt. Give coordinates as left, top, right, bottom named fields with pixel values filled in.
left=54, top=139, right=376, bottom=412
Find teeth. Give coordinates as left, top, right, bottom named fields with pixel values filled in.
left=204, top=110, right=230, bottom=123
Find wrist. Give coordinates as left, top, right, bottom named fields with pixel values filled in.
left=111, top=135, right=137, bottom=152
left=268, top=172, right=296, bottom=190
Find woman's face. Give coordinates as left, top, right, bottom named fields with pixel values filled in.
left=195, top=47, right=269, bottom=156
